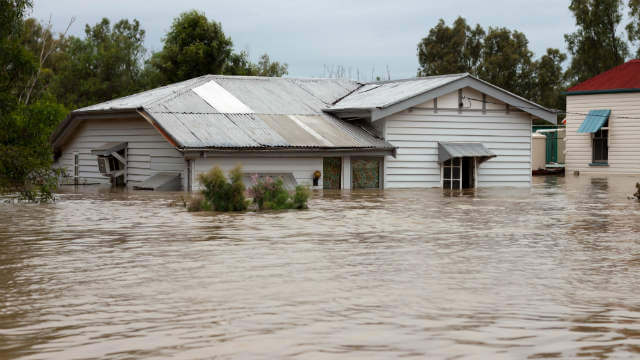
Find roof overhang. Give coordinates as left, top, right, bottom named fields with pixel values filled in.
left=325, top=75, right=558, bottom=124
left=50, top=108, right=183, bottom=152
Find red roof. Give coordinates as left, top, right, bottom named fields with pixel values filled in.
left=567, top=60, right=640, bottom=93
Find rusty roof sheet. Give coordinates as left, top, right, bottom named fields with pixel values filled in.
left=73, top=75, right=392, bottom=150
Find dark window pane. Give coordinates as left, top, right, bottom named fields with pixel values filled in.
left=443, top=180, right=451, bottom=189
left=453, top=158, right=461, bottom=166
left=444, top=167, right=451, bottom=178
left=453, top=167, right=460, bottom=179
left=452, top=180, right=460, bottom=189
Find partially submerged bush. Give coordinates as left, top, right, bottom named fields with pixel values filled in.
left=183, top=167, right=310, bottom=212
left=198, top=165, right=247, bottom=211
left=247, top=175, right=310, bottom=210
left=634, top=182, right=640, bottom=201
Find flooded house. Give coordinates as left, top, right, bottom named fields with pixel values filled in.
left=564, top=60, right=640, bottom=174
left=51, top=74, right=556, bottom=191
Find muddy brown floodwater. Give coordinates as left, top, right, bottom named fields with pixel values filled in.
left=1, top=175, right=640, bottom=359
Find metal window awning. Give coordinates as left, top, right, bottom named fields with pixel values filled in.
left=438, top=142, right=496, bottom=163
left=91, top=142, right=128, bottom=156
left=133, top=172, right=182, bottom=191
left=577, top=109, right=610, bottom=133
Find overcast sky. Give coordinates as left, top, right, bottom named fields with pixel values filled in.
left=30, top=0, right=576, bottom=80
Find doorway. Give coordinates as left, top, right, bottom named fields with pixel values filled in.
left=442, top=157, right=476, bottom=190
left=323, top=157, right=342, bottom=189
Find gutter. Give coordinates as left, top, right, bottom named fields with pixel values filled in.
left=564, top=88, right=640, bottom=95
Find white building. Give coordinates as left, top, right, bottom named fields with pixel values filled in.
left=51, top=74, right=555, bottom=191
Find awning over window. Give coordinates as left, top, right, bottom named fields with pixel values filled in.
left=91, top=142, right=128, bottom=156
left=577, top=109, right=610, bottom=133
left=438, top=142, right=496, bottom=164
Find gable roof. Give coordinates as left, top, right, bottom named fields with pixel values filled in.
left=52, top=76, right=394, bottom=153
left=567, top=60, right=640, bottom=95
left=325, top=73, right=557, bottom=124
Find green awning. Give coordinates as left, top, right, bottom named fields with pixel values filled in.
left=577, top=109, right=610, bottom=133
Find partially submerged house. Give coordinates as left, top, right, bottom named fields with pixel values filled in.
left=51, top=74, right=556, bottom=191
left=565, top=60, right=640, bottom=174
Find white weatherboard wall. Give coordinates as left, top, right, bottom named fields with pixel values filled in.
left=192, top=157, right=322, bottom=191
left=565, top=93, right=640, bottom=174
left=381, top=87, right=532, bottom=188
left=55, top=118, right=185, bottom=186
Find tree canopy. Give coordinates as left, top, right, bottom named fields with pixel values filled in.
left=565, top=0, right=629, bottom=84
left=147, top=10, right=288, bottom=86
left=417, top=17, right=565, bottom=109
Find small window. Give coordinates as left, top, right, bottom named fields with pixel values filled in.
left=592, top=119, right=608, bottom=164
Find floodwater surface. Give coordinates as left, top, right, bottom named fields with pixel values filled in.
left=1, top=175, right=640, bottom=359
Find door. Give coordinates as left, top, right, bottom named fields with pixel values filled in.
left=323, top=157, right=341, bottom=189
left=351, top=158, right=381, bottom=189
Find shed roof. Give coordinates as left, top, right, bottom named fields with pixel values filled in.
left=54, top=76, right=393, bottom=152
left=567, top=60, right=640, bottom=95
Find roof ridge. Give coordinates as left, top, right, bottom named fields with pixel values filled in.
left=367, top=73, right=469, bottom=85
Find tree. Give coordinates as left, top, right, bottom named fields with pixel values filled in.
left=148, top=10, right=288, bottom=85
left=148, top=10, right=233, bottom=84
left=478, top=27, right=536, bottom=99
left=565, top=0, right=629, bottom=84
left=0, top=0, right=35, bottom=109
left=417, top=17, right=484, bottom=76
left=627, top=0, right=640, bottom=57
left=532, top=48, right=567, bottom=110
left=0, top=0, right=67, bottom=199
left=51, top=18, right=147, bottom=108
left=19, top=16, right=74, bottom=105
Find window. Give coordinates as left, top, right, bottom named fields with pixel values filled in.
left=442, top=158, right=461, bottom=190
left=592, top=120, right=608, bottom=164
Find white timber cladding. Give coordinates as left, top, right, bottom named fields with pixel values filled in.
left=381, top=87, right=533, bottom=188
left=192, top=157, right=323, bottom=191
left=565, top=92, right=640, bottom=174
left=54, top=118, right=185, bottom=186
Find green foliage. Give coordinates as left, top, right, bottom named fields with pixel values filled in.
left=197, top=165, right=247, bottom=212
left=417, top=17, right=484, bottom=76
left=148, top=10, right=233, bottom=84
left=628, top=0, right=640, bottom=56
left=50, top=18, right=147, bottom=108
left=148, top=10, right=288, bottom=86
left=565, top=0, right=629, bottom=85
left=416, top=17, right=566, bottom=110
left=248, top=175, right=310, bottom=210
left=0, top=99, right=67, bottom=200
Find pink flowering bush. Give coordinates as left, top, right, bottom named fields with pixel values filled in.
left=247, top=174, right=309, bottom=210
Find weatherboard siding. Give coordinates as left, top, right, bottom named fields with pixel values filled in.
left=192, top=157, right=323, bottom=191
left=565, top=93, right=640, bottom=174
left=55, top=118, right=185, bottom=186
left=381, top=88, right=532, bottom=188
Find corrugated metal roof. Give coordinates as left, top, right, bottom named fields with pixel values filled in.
left=568, top=60, right=640, bottom=93
left=71, top=75, right=393, bottom=151
left=438, top=142, right=496, bottom=163
left=577, top=109, right=611, bottom=133
left=327, top=74, right=467, bottom=110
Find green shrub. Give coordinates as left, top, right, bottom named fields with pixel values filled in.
left=197, top=165, right=247, bottom=211
left=248, top=175, right=310, bottom=210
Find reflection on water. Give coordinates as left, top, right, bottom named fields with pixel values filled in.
left=1, top=175, right=640, bottom=359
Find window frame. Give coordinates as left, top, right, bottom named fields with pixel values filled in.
left=591, top=119, right=609, bottom=165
